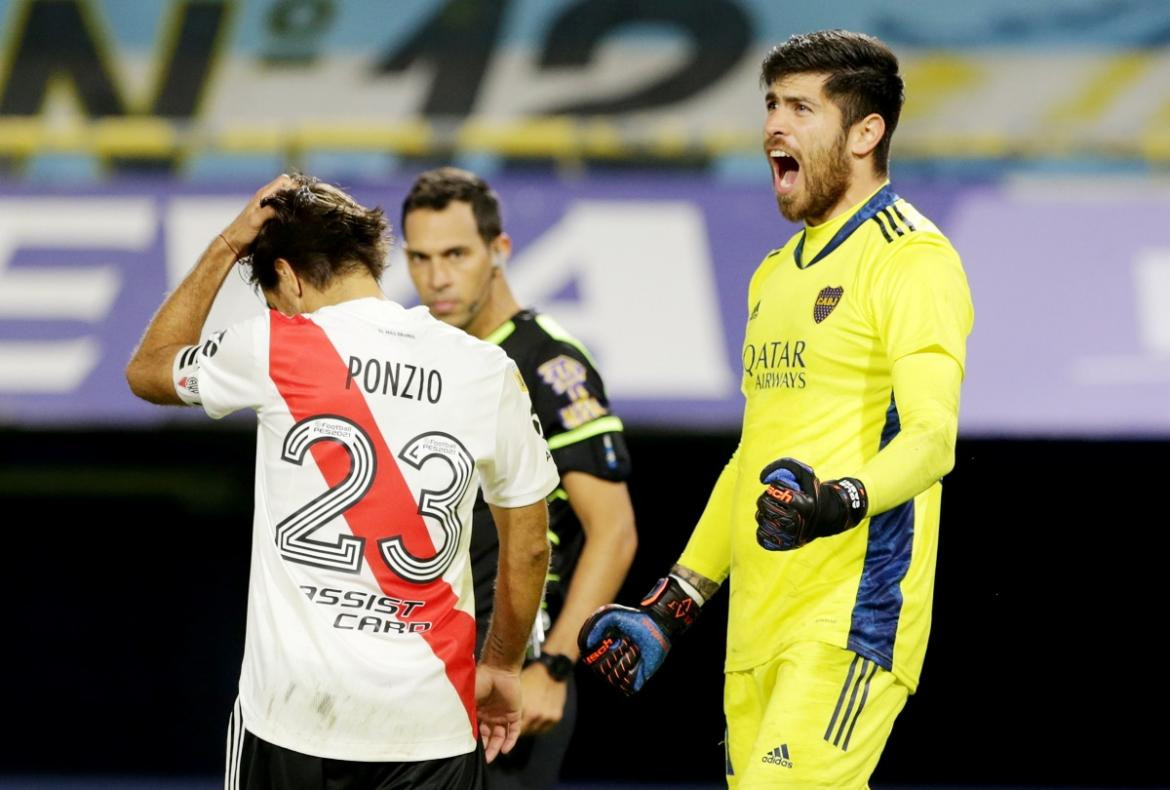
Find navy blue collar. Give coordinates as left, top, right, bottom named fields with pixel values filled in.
left=793, top=185, right=899, bottom=269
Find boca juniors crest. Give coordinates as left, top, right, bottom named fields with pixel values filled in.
left=814, top=286, right=844, bottom=323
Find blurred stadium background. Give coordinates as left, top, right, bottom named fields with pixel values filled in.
left=0, top=0, right=1166, bottom=788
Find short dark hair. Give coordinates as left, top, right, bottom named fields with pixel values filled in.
left=761, top=30, right=904, bottom=175
left=401, top=167, right=502, bottom=244
left=245, top=174, right=390, bottom=291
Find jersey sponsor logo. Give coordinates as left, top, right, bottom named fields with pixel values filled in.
left=537, top=355, right=588, bottom=398
left=742, top=339, right=807, bottom=390
left=300, top=585, right=432, bottom=634
left=344, top=355, right=443, bottom=404
left=761, top=743, right=793, bottom=768
left=538, top=354, right=609, bottom=428
left=814, top=286, right=843, bottom=323
left=558, top=397, right=608, bottom=429
left=752, top=371, right=805, bottom=390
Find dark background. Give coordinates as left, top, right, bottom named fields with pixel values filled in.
left=1, top=427, right=1162, bottom=786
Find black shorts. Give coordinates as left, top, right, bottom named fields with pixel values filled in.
left=226, top=702, right=485, bottom=790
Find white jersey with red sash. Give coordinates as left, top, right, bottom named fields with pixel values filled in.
left=172, top=297, right=558, bottom=761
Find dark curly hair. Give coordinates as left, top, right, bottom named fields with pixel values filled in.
left=761, top=30, right=904, bottom=175
left=245, top=174, right=391, bottom=291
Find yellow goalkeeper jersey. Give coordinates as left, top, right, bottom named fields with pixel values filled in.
left=680, top=183, right=973, bottom=690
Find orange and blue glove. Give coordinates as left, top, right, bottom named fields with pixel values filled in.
left=577, top=575, right=700, bottom=696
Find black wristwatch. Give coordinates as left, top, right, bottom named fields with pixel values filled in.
left=536, top=652, right=573, bottom=682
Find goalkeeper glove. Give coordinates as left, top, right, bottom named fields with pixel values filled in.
left=577, top=575, right=701, bottom=696
left=755, top=457, right=868, bottom=551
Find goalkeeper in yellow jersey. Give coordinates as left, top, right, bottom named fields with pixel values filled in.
left=579, top=29, right=974, bottom=789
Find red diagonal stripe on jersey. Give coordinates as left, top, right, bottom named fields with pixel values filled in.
left=268, top=310, right=476, bottom=731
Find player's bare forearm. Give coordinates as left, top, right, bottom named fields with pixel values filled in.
left=670, top=563, right=722, bottom=602
left=483, top=500, right=550, bottom=670
left=540, top=472, right=637, bottom=661
left=126, top=174, right=293, bottom=404
left=125, top=236, right=239, bottom=404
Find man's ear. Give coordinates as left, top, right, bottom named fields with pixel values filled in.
left=850, top=113, right=886, bottom=159
left=275, top=258, right=302, bottom=297
left=491, top=233, right=513, bottom=267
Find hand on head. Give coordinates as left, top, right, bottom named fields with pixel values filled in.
left=220, top=174, right=299, bottom=260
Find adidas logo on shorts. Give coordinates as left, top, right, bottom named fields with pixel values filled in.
left=761, top=743, right=793, bottom=768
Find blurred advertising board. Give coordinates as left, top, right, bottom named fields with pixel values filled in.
left=1, top=176, right=1167, bottom=436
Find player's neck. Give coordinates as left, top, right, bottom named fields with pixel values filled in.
left=465, top=279, right=521, bottom=341
left=805, top=167, right=887, bottom=228
left=302, top=272, right=386, bottom=313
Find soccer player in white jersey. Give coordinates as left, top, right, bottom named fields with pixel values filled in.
left=126, top=175, right=558, bottom=789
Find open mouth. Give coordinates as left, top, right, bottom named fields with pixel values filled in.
left=769, top=150, right=800, bottom=195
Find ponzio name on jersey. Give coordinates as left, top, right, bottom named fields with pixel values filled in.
left=301, top=585, right=432, bottom=633
left=345, top=356, right=443, bottom=403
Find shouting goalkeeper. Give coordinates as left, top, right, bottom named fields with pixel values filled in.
left=579, top=31, right=973, bottom=789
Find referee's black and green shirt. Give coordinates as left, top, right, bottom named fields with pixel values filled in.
left=471, top=309, right=630, bottom=656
